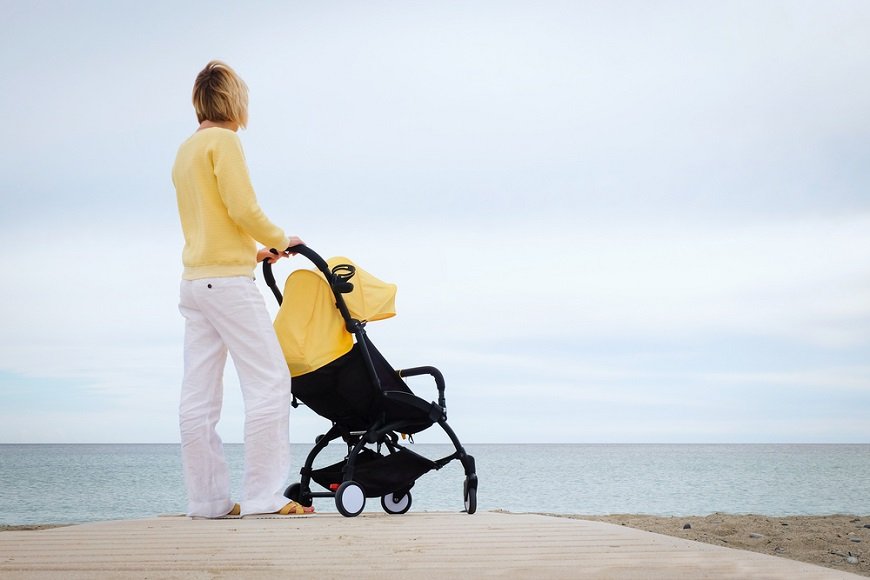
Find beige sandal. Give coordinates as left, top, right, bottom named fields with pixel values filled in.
left=191, top=503, right=241, bottom=520
left=241, top=501, right=316, bottom=518
left=276, top=501, right=314, bottom=515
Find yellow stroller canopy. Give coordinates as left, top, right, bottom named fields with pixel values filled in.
left=273, top=257, right=397, bottom=377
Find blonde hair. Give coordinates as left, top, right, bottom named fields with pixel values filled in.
left=192, top=60, right=249, bottom=128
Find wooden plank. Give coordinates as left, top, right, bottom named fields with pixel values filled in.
left=0, top=512, right=861, bottom=579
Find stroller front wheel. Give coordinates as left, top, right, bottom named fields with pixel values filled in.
left=464, top=476, right=478, bottom=515
left=381, top=491, right=412, bottom=515
left=336, top=481, right=366, bottom=517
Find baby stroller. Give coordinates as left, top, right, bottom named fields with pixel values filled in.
left=263, top=245, right=478, bottom=517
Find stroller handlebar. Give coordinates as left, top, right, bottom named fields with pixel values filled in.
left=263, top=244, right=328, bottom=306
left=262, top=245, right=354, bottom=324
left=285, top=244, right=330, bottom=274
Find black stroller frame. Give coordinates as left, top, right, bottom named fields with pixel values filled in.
left=263, top=245, right=478, bottom=517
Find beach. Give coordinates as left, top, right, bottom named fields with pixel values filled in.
left=570, top=513, right=868, bottom=577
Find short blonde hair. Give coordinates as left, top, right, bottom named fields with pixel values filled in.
left=192, top=60, right=249, bottom=128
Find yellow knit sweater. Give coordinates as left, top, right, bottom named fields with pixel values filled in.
left=173, top=128, right=289, bottom=280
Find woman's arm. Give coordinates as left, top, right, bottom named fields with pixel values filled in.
left=213, top=131, right=291, bottom=251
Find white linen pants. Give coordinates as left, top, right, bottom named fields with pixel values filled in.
left=178, top=276, right=292, bottom=517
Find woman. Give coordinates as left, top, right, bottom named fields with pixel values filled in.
left=172, top=60, right=310, bottom=518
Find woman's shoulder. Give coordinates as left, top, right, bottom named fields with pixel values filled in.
left=181, top=127, right=242, bottom=152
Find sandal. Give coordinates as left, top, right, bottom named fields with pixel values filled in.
left=191, top=503, right=241, bottom=520
left=243, top=501, right=315, bottom=518
left=276, top=501, right=315, bottom=515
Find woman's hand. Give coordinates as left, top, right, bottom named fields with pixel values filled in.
left=257, top=247, right=283, bottom=264
left=285, top=236, right=305, bottom=255
left=257, top=236, right=305, bottom=263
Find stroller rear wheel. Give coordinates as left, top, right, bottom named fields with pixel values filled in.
left=283, top=483, right=313, bottom=507
left=336, top=481, right=366, bottom=517
left=381, top=491, right=412, bottom=515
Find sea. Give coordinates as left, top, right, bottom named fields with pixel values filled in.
left=1, top=444, right=868, bottom=526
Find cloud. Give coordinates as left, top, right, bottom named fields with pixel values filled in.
left=367, top=212, right=870, bottom=346
left=1, top=1, right=869, bottom=443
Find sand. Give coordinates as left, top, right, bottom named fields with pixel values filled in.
left=555, top=513, right=868, bottom=577
left=0, top=524, right=73, bottom=532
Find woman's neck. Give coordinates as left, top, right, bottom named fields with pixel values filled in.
left=197, top=120, right=239, bottom=132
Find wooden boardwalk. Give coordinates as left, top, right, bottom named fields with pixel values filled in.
left=0, top=511, right=862, bottom=579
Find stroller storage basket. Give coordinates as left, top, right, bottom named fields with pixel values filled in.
left=312, top=447, right=436, bottom=498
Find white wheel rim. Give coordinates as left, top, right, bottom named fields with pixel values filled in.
left=342, top=484, right=365, bottom=514
left=385, top=494, right=409, bottom=512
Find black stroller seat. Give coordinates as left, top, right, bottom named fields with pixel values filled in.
left=263, top=245, right=478, bottom=517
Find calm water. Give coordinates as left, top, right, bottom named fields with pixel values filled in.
left=1, top=444, right=868, bottom=525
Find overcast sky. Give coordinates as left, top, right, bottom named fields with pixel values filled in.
left=1, top=0, right=868, bottom=444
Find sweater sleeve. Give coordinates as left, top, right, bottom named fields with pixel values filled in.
left=212, top=132, right=290, bottom=250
